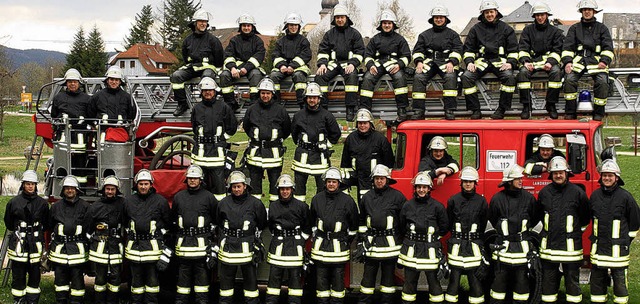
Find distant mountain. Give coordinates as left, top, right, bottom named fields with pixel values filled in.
left=1, top=46, right=67, bottom=69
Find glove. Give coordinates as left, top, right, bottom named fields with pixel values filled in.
left=40, top=251, right=50, bottom=273
left=526, top=250, right=541, bottom=278
left=474, top=255, right=490, bottom=281
left=303, top=252, right=314, bottom=273
left=353, top=242, right=367, bottom=263
left=157, top=246, right=172, bottom=272
left=206, top=245, right=219, bottom=270
left=252, top=234, right=266, bottom=264
left=437, top=258, right=450, bottom=281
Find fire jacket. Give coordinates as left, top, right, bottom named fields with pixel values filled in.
left=48, top=197, right=90, bottom=265
left=589, top=183, right=640, bottom=268
left=310, top=189, right=359, bottom=264
left=216, top=192, right=268, bottom=265
left=291, top=105, right=341, bottom=175
left=317, top=25, right=365, bottom=69
left=267, top=196, right=312, bottom=267
left=463, top=16, right=519, bottom=69
left=518, top=21, right=564, bottom=67
left=488, top=188, right=536, bottom=266
left=446, top=190, right=488, bottom=269
left=398, top=193, right=448, bottom=270
left=358, top=185, right=406, bottom=259
left=418, top=152, right=460, bottom=180
left=561, top=18, right=614, bottom=73
left=123, top=188, right=171, bottom=263
left=340, top=129, right=394, bottom=188
left=87, top=195, right=125, bottom=265
left=182, top=30, right=224, bottom=72
left=363, top=31, right=411, bottom=72
left=223, top=31, right=266, bottom=73
left=88, top=87, right=136, bottom=123
left=523, top=149, right=565, bottom=176
left=4, top=191, right=49, bottom=263
left=272, top=32, right=312, bottom=74
left=413, top=25, right=463, bottom=69
left=51, top=90, right=90, bottom=120
left=242, top=100, right=291, bottom=168
left=535, top=181, right=590, bottom=262
left=191, top=97, right=238, bottom=168
left=172, top=187, right=218, bottom=259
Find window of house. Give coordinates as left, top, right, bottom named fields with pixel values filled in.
left=130, top=61, right=135, bottom=68
left=119, top=61, right=125, bottom=68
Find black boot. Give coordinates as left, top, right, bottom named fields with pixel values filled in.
left=470, top=110, right=482, bottom=120
left=444, top=109, right=455, bottom=120
left=397, top=107, right=407, bottom=122
left=546, top=102, right=558, bottom=119
left=346, top=106, right=356, bottom=121
left=410, top=109, right=425, bottom=120
left=520, top=103, right=531, bottom=119
left=173, top=88, right=189, bottom=116
left=173, top=103, right=189, bottom=116
left=491, top=107, right=505, bottom=120
left=593, top=105, right=606, bottom=121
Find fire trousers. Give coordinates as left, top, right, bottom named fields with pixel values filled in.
left=358, top=258, right=397, bottom=304
left=175, top=258, right=210, bottom=304
left=248, top=164, right=282, bottom=203
left=53, top=263, right=85, bottom=304
left=540, top=260, right=581, bottom=303
left=490, top=264, right=529, bottom=304
left=401, top=267, right=443, bottom=303
left=590, top=265, right=629, bottom=303
left=445, top=267, right=484, bottom=303
left=129, top=262, right=159, bottom=304
left=93, top=262, right=122, bottom=304
left=219, top=262, right=259, bottom=304
left=11, top=261, right=41, bottom=304
left=265, top=265, right=304, bottom=304
left=316, top=262, right=346, bottom=304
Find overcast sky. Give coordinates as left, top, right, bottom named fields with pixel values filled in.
left=0, top=0, right=636, bottom=54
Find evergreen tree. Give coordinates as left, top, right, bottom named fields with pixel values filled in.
left=124, top=4, right=155, bottom=49
left=64, top=27, right=87, bottom=74
left=85, top=25, right=108, bottom=77
left=158, top=0, right=201, bottom=52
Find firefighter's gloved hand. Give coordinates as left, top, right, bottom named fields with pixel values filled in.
left=40, top=251, right=50, bottom=273
left=526, top=250, right=541, bottom=277
left=474, top=255, right=490, bottom=281
left=157, top=246, right=172, bottom=272
left=353, top=242, right=367, bottom=263
left=303, top=252, right=314, bottom=273
left=252, top=235, right=266, bottom=264
left=437, top=258, right=450, bottom=281
left=206, top=245, right=219, bottom=270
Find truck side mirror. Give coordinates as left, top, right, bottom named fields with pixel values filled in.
left=566, top=134, right=587, bottom=174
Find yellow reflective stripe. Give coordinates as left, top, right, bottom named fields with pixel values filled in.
left=318, top=53, right=330, bottom=60
left=177, top=286, right=191, bottom=294
left=317, top=290, right=331, bottom=298
left=221, top=86, right=234, bottom=94
left=469, top=295, right=485, bottom=303
left=107, top=284, right=119, bottom=292
left=360, top=286, right=375, bottom=294
left=412, top=52, right=424, bottom=61
left=224, top=57, right=236, bottom=65
left=412, top=92, right=427, bottom=99
left=294, top=82, right=307, bottom=90
left=463, top=52, right=476, bottom=60
left=266, top=287, right=281, bottom=295
left=360, top=89, right=374, bottom=98
left=464, top=86, right=478, bottom=95
left=518, top=82, right=532, bottom=89
left=394, top=87, right=408, bottom=95
left=513, top=292, right=529, bottom=301
left=248, top=57, right=261, bottom=68
left=289, top=288, right=303, bottom=296
left=194, top=285, right=209, bottom=293
left=345, top=85, right=359, bottom=92
left=629, top=230, right=638, bottom=238
left=566, top=294, right=583, bottom=303
left=402, top=292, right=417, bottom=301
left=601, top=50, right=614, bottom=60
left=591, top=294, right=608, bottom=303
left=173, top=83, right=185, bottom=89
left=500, top=84, right=515, bottom=92
left=565, top=92, right=578, bottom=100
left=548, top=81, right=562, bottom=88
left=449, top=52, right=462, bottom=62
left=491, top=290, right=506, bottom=300
left=445, top=294, right=458, bottom=303
left=594, top=98, right=607, bottom=106
left=273, top=57, right=285, bottom=66
left=352, top=54, right=364, bottom=63
left=430, top=293, right=444, bottom=302
left=220, top=289, right=234, bottom=297
left=612, top=220, right=621, bottom=239
left=507, top=52, right=519, bottom=59
left=244, top=289, right=258, bottom=298
left=12, top=288, right=27, bottom=297
left=518, top=51, right=531, bottom=59
left=562, top=50, right=575, bottom=58
left=380, top=286, right=396, bottom=294
left=400, top=57, right=409, bottom=67
left=146, top=285, right=160, bottom=293
left=131, top=286, right=145, bottom=294
left=614, top=295, right=629, bottom=303
left=70, top=289, right=85, bottom=296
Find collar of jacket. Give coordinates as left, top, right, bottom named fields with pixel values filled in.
left=135, top=187, right=156, bottom=199
left=63, top=196, right=80, bottom=205
left=21, top=190, right=39, bottom=200
left=259, top=99, right=274, bottom=108
left=414, top=192, right=431, bottom=203
left=551, top=180, right=568, bottom=190
left=581, top=17, right=597, bottom=24
left=535, top=20, right=550, bottom=31
left=202, top=97, right=215, bottom=107
left=600, top=181, right=619, bottom=194
left=461, top=188, right=476, bottom=199
left=65, top=89, right=80, bottom=96
left=106, top=87, right=121, bottom=94
left=232, top=191, right=249, bottom=203
left=374, top=184, right=389, bottom=195
left=504, top=187, right=522, bottom=198
left=433, top=24, right=447, bottom=32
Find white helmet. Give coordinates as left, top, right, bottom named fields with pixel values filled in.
left=460, top=166, right=479, bottom=182
left=501, top=165, right=525, bottom=183
left=102, top=175, right=120, bottom=188
left=237, top=13, right=256, bottom=25
left=379, top=10, right=397, bottom=23
left=538, top=134, right=555, bottom=149
left=22, top=170, right=39, bottom=183
left=577, top=0, right=601, bottom=13
left=199, top=77, right=220, bottom=91
left=479, top=0, right=499, bottom=12
left=430, top=4, right=450, bottom=17
left=257, top=78, right=276, bottom=92
left=548, top=156, right=570, bottom=172
left=134, top=169, right=154, bottom=183
left=530, top=2, right=552, bottom=16
left=305, top=82, right=322, bottom=97
left=61, top=175, right=80, bottom=189
left=105, top=66, right=124, bottom=82
left=227, top=170, right=248, bottom=185
left=429, top=136, right=448, bottom=150
left=284, top=13, right=303, bottom=26
left=322, top=167, right=343, bottom=182
left=185, top=165, right=204, bottom=179
left=356, top=108, right=374, bottom=123
left=412, top=171, right=433, bottom=187
left=63, top=68, right=82, bottom=82
left=331, top=4, right=353, bottom=26
left=598, top=159, right=623, bottom=185
left=276, top=174, right=295, bottom=189
left=371, top=164, right=396, bottom=185
left=192, top=9, right=210, bottom=22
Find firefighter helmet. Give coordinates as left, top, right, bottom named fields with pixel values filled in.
left=185, top=165, right=204, bottom=179
left=60, top=175, right=82, bottom=195
left=577, top=0, right=601, bottom=13
left=460, top=166, right=480, bottom=182
left=22, top=170, right=39, bottom=183
left=199, top=77, right=220, bottom=91
left=377, top=10, right=398, bottom=31
left=598, top=159, right=624, bottom=185
left=370, top=164, right=396, bottom=185
left=257, top=78, right=276, bottom=92
left=237, top=13, right=256, bottom=25
left=530, top=2, right=552, bottom=16
left=102, top=175, right=120, bottom=188
left=430, top=4, right=450, bottom=17
left=331, top=4, right=354, bottom=26
left=105, top=66, right=124, bottom=80
left=227, top=171, right=248, bottom=185
left=322, top=167, right=343, bottom=182
left=355, top=108, right=374, bottom=123
left=305, top=82, right=322, bottom=97
left=283, top=12, right=303, bottom=30
left=548, top=156, right=570, bottom=172
left=276, top=174, right=295, bottom=189
left=192, top=9, right=210, bottom=22
left=134, top=169, right=154, bottom=183
left=412, top=171, right=433, bottom=188
left=63, top=68, right=83, bottom=83
left=479, top=0, right=499, bottom=12
left=538, top=134, right=555, bottom=149
left=429, top=136, right=448, bottom=150
left=500, top=165, right=525, bottom=185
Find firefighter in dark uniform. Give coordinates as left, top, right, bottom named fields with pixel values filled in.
left=411, top=4, right=463, bottom=120
left=172, top=165, right=218, bottom=304
left=4, top=170, right=49, bottom=304
left=87, top=176, right=125, bottom=304
left=310, top=167, right=359, bottom=304
left=589, top=160, right=640, bottom=304
left=190, top=77, right=238, bottom=201
left=216, top=171, right=268, bottom=304
left=444, top=167, right=489, bottom=304
left=418, top=136, right=460, bottom=186
left=360, top=10, right=411, bottom=122
left=265, top=174, right=312, bottom=304
left=219, top=13, right=266, bottom=108
left=269, top=13, right=311, bottom=107
left=48, top=175, right=90, bottom=304
left=88, top=66, right=136, bottom=125
left=461, top=0, right=518, bottom=120
left=355, top=164, right=406, bottom=304
left=340, top=109, right=394, bottom=201
left=523, top=134, right=565, bottom=176
left=315, top=4, right=365, bottom=120
left=517, top=2, right=565, bottom=119
left=123, top=169, right=171, bottom=304
left=171, top=9, right=224, bottom=116
left=562, top=0, right=614, bottom=121
left=534, top=157, right=589, bottom=303
left=291, top=82, right=341, bottom=202
left=242, top=78, right=291, bottom=203
left=487, top=165, right=536, bottom=303
left=398, top=172, right=448, bottom=304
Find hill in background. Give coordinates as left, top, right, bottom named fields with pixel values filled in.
left=1, top=45, right=66, bottom=69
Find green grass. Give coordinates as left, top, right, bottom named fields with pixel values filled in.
left=0, top=115, right=51, bottom=178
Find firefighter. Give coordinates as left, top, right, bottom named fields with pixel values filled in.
left=48, top=175, right=90, bottom=304
left=461, top=0, right=518, bottom=120
left=87, top=176, right=125, bottom=304
left=123, top=169, right=171, bottom=304
left=4, top=170, right=49, bottom=304
left=588, top=160, right=640, bottom=304
left=517, top=2, right=565, bottom=119
left=411, top=4, right=463, bottom=120
left=171, top=9, right=224, bottom=116
left=216, top=171, right=268, bottom=304
left=310, top=167, right=359, bottom=304
left=190, top=77, right=238, bottom=201
left=562, top=0, right=614, bottom=121
left=444, top=167, right=489, bottom=304
left=172, top=165, right=218, bottom=304
left=487, top=165, right=536, bottom=303
left=265, top=174, right=312, bottom=304
left=88, top=66, right=136, bottom=124
left=355, top=164, right=406, bottom=304
left=242, top=78, right=291, bottom=203
left=269, top=13, right=311, bottom=107
left=360, top=10, right=411, bottom=122
left=418, top=136, right=460, bottom=186
left=398, top=171, right=448, bottom=304
left=523, top=134, right=565, bottom=176
left=291, top=82, right=341, bottom=202
left=534, top=157, right=589, bottom=303
left=315, top=4, right=365, bottom=120
left=219, top=13, right=266, bottom=109
left=340, top=109, right=394, bottom=201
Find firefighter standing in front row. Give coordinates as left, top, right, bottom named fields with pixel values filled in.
left=444, top=167, right=489, bottom=304
left=216, top=171, right=268, bottom=304
left=356, top=164, right=406, bottom=304
left=589, top=160, right=640, bottom=304
left=398, top=171, right=448, bottom=304
left=87, top=176, right=125, bottom=304
left=171, top=165, right=218, bottom=304
left=291, top=82, right=341, bottom=202
left=4, top=170, right=49, bottom=304
left=190, top=77, right=238, bottom=201
left=265, top=174, right=312, bottom=304
left=242, top=78, right=291, bottom=203
left=310, top=167, right=359, bottom=304
left=123, top=169, right=171, bottom=304
left=534, top=157, right=590, bottom=303
left=49, top=175, right=89, bottom=304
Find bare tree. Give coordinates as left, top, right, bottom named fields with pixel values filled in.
left=371, top=0, right=415, bottom=42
